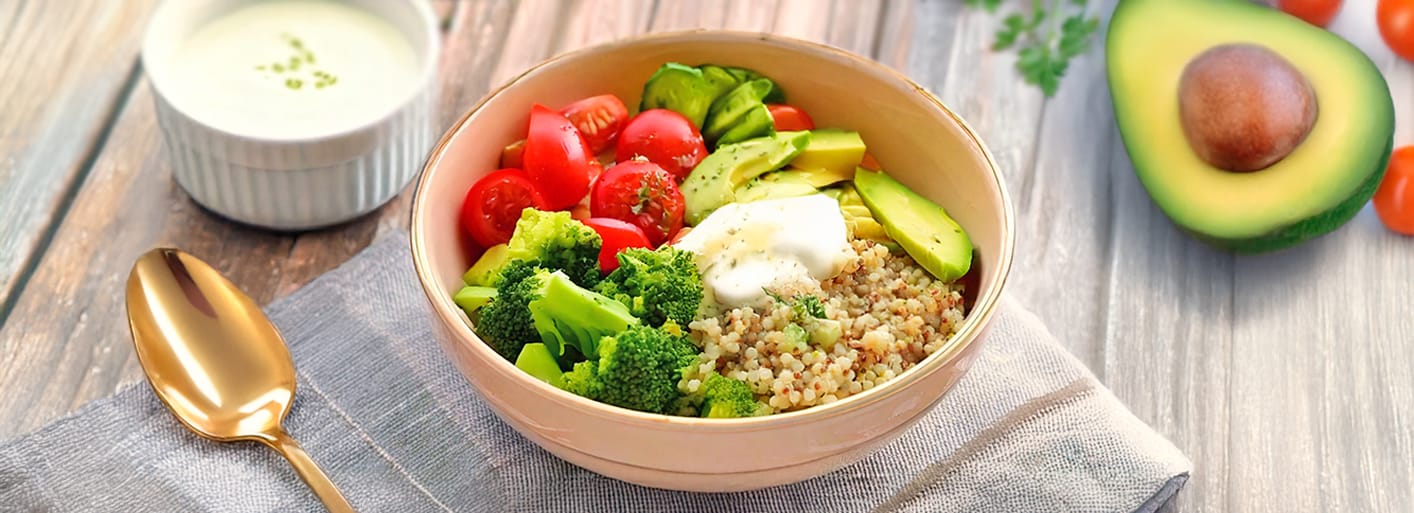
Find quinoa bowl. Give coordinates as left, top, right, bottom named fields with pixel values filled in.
left=409, top=31, right=1014, bottom=492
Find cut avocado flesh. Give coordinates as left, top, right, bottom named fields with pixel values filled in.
left=788, top=129, right=867, bottom=179
left=681, top=131, right=812, bottom=224
left=453, top=285, right=497, bottom=315
left=736, top=170, right=818, bottom=203
left=463, top=243, right=509, bottom=286
left=514, top=343, right=565, bottom=388
left=1107, top=0, right=1394, bottom=252
left=853, top=168, right=972, bottom=282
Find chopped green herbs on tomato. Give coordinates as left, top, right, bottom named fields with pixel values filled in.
left=591, top=159, right=686, bottom=246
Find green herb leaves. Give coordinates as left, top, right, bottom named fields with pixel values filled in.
left=258, top=33, right=338, bottom=91
left=971, top=0, right=1101, bottom=97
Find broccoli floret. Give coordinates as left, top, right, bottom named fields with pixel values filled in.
left=473, top=261, right=546, bottom=360
left=699, top=374, right=762, bottom=419
left=794, top=295, right=826, bottom=319
left=477, top=263, right=639, bottom=363
left=528, top=269, right=639, bottom=362
left=559, top=326, right=697, bottom=414
left=503, top=208, right=603, bottom=287
left=593, top=247, right=704, bottom=327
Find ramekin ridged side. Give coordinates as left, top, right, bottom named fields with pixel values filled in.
left=152, top=84, right=436, bottom=230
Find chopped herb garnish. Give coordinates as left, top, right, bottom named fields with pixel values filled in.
left=285, top=78, right=303, bottom=90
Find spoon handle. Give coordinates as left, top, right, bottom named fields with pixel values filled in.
left=261, top=430, right=356, bottom=513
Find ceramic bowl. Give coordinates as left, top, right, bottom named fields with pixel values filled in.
left=409, top=30, right=1015, bottom=492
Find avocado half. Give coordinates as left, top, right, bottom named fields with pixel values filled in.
left=1107, top=0, right=1395, bottom=253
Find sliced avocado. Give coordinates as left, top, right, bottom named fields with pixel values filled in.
left=723, top=66, right=785, bottom=103
left=853, top=168, right=972, bottom=282
left=639, top=63, right=723, bottom=128
left=1107, top=0, right=1394, bottom=253
left=453, top=285, right=497, bottom=315
left=847, top=217, right=889, bottom=242
left=788, top=130, right=867, bottom=178
left=681, top=131, right=813, bottom=224
left=702, top=78, right=774, bottom=144
left=716, top=103, right=775, bottom=146
left=463, top=243, right=509, bottom=286
left=780, top=166, right=855, bottom=189
left=736, top=170, right=818, bottom=203
left=514, top=343, right=566, bottom=388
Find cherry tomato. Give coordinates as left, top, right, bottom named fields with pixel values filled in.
left=581, top=217, right=654, bottom=272
left=560, top=94, right=629, bottom=155
left=615, top=109, right=708, bottom=182
left=500, top=140, right=525, bottom=169
left=523, top=104, right=594, bottom=210
left=766, top=104, right=815, bottom=131
left=1380, top=0, right=1414, bottom=62
left=860, top=152, right=882, bottom=171
left=569, top=161, right=604, bottom=221
left=668, top=226, right=692, bottom=246
left=1277, top=0, right=1342, bottom=27
left=1374, top=145, right=1414, bottom=235
left=590, top=160, right=686, bottom=246
left=460, top=168, right=549, bottom=248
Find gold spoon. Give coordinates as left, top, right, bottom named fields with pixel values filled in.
left=125, top=248, right=355, bottom=513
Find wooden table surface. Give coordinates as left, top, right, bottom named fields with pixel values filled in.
left=2, top=1, right=1411, bottom=511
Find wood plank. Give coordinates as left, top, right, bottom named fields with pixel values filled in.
left=0, top=0, right=521, bottom=439
left=1226, top=1, right=1414, bottom=511
left=0, top=0, right=155, bottom=317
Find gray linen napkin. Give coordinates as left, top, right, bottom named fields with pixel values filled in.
left=0, top=231, right=1190, bottom=513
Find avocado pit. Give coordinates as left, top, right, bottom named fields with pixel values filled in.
left=1177, top=43, right=1316, bottom=173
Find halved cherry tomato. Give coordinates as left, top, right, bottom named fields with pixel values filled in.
left=616, top=109, right=708, bottom=182
left=668, top=226, right=692, bottom=246
left=1374, top=145, right=1414, bottom=235
left=1277, top=0, right=1342, bottom=27
left=766, top=104, right=815, bottom=131
left=500, top=140, right=526, bottom=169
left=581, top=217, right=654, bottom=272
left=523, top=104, right=594, bottom=210
left=460, top=168, right=549, bottom=248
left=591, top=160, right=686, bottom=246
left=560, top=94, right=628, bottom=155
left=860, top=152, right=882, bottom=171
left=1379, top=0, right=1414, bottom=62
left=569, top=161, right=605, bottom=221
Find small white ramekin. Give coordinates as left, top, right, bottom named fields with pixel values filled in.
left=141, top=0, right=441, bottom=231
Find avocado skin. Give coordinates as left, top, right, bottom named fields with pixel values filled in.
left=1106, top=0, right=1395, bottom=253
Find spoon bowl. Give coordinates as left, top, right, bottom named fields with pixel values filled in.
left=126, top=248, right=354, bottom=512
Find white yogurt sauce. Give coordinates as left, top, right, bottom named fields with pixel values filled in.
left=163, top=0, right=420, bottom=138
left=673, top=194, right=856, bottom=308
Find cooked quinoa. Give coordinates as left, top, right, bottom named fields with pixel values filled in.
left=680, top=238, right=966, bottom=414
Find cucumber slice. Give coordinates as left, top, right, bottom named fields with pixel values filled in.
left=639, top=63, right=716, bottom=128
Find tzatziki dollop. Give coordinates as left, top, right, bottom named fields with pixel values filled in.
left=673, top=194, right=856, bottom=308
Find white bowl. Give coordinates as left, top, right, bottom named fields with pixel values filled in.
left=141, top=0, right=441, bottom=230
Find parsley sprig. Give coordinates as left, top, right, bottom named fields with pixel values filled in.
left=964, top=0, right=1101, bottom=97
